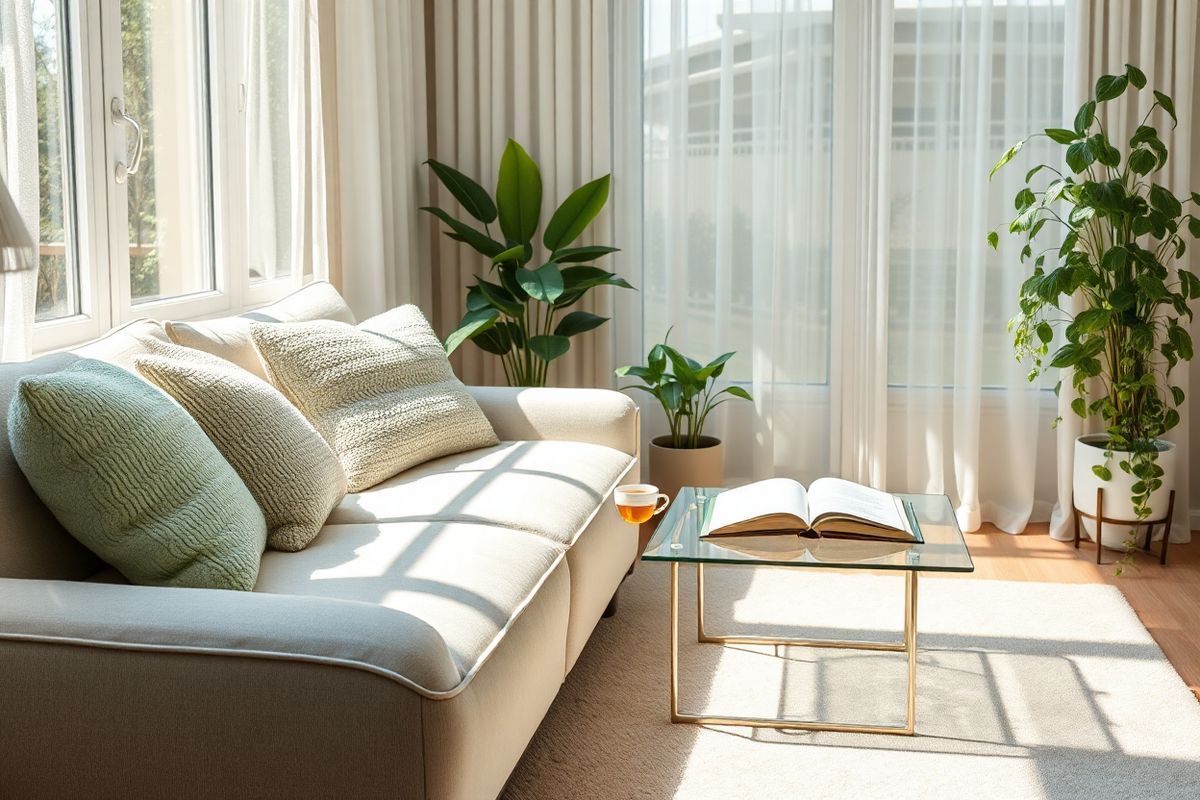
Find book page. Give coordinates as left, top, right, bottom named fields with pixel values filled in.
left=706, top=478, right=810, bottom=533
left=806, top=477, right=906, bottom=532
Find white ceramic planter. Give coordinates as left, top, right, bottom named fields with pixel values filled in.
left=1072, top=434, right=1177, bottom=550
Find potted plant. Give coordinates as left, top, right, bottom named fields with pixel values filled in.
left=422, top=139, right=634, bottom=386
left=616, top=330, right=753, bottom=505
left=990, top=64, right=1198, bottom=552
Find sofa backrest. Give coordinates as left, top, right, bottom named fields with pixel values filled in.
left=0, top=281, right=354, bottom=581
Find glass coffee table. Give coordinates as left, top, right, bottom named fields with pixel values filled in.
left=642, top=486, right=975, bottom=736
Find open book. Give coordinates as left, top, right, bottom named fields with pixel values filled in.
left=702, top=477, right=923, bottom=543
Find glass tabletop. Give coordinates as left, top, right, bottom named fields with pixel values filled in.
left=641, top=486, right=975, bottom=573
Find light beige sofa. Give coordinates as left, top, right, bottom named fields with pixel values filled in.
left=0, top=283, right=639, bottom=799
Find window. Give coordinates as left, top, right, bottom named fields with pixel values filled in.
left=13, top=0, right=309, bottom=352
left=641, top=0, right=1064, bottom=390
left=32, top=0, right=79, bottom=322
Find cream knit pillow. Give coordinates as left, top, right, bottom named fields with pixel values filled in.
left=134, top=339, right=347, bottom=551
left=250, top=305, right=499, bottom=492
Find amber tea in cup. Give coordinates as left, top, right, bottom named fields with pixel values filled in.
left=614, top=484, right=670, bottom=524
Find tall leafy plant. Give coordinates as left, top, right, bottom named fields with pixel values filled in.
left=616, top=330, right=753, bottom=449
left=989, top=64, right=1199, bottom=519
left=422, top=139, right=633, bottom=386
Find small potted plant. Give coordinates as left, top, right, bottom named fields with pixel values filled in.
left=616, top=330, right=753, bottom=505
left=990, top=63, right=1198, bottom=555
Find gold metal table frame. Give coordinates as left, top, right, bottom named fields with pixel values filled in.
left=669, top=562, right=919, bottom=736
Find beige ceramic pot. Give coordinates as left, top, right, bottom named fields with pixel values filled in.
left=648, top=435, right=725, bottom=507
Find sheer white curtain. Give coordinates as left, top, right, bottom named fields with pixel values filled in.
left=631, top=0, right=1070, bottom=532
left=243, top=0, right=331, bottom=286
left=333, top=0, right=430, bottom=319
left=0, top=0, right=38, bottom=361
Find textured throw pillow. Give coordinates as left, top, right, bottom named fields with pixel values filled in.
left=134, top=339, right=347, bottom=552
left=250, top=305, right=499, bottom=492
left=7, top=359, right=266, bottom=590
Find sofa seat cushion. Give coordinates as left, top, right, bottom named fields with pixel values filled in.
left=326, top=440, right=636, bottom=546
left=255, top=521, right=565, bottom=684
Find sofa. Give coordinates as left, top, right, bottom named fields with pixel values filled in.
left=0, top=282, right=640, bottom=799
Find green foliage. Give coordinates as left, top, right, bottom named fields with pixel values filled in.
left=990, top=64, right=1195, bottom=520
left=615, top=330, right=753, bottom=449
left=423, top=139, right=632, bottom=386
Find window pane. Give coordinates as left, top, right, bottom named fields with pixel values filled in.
left=246, top=0, right=294, bottom=283
left=119, top=0, right=214, bottom=303
left=642, top=1, right=834, bottom=385
left=887, top=1, right=1065, bottom=388
left=32, top=0, right=80, bottom=322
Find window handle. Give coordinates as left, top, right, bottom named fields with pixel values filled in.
left=110, top=97, right=144, bottom=184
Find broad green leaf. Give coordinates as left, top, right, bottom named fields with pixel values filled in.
left=1092, top=465, right=1113, bottom=481
left=465, top=285, right=490, bottom=311
left=554, top=311, right=609, bottom=337
left=1095, top=74, right=1128, bottom=102
left=721, top=385, right=753, bottom=401
left=1171, top=386, right=1186, bottom=405
left=1044, top=128, right=1078, bottom=145
left=1014, top=187, right=1036, bottom=210
left=1065, top=141, right=1093, bottom=174
left=473, top=325, right=513, bottom=355
left=475, top=278, right=524, bottom=316
left=987, top=231, right=999, bottom=250
left=1168, top=324, right=1194, bottom=359
left=660, top=380, right=683, bottom=411
left=516, top=263, right=565, bottom=302
left=1036, top=322, right=1054, bottom=343
left=698, top=351, right=736, bottom=380
left=614, top=365, right=657, bottom=381
left=1154, top=90, right=1177, bottom=123
left=1124, top=63, right=1147, bottom=89
left=425, top=159, right=497, bottom=223
left=495, top=139, right=542, bottom=243
left=527, top=334, right=570, bottom=362
left=1100, top=246, right=1127, bottom=272
left=420, top=206, right=506, bottom=257
left=550, top=245, right=620, bottom=263
left=1129, top=147, right=1157, bottom=175
left=1073, top=100, right=1096, bottom=134
left=1058, top=230, right=1078, bottom=257
left=989, top=139, right=1025, bottom=180
left=542, top=175, right=611, bottom=251
left=491, top=243, right=530, bottom=265
left=445, top=307, right=499, bottom=354
left=1149, top=184, right=1183, bottom=218
left=1070, top=307, right=1111, bottom=334
left=1071, top=397, right=1086, bottom=418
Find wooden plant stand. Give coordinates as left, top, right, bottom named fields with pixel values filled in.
left=1072, top=487, right=1175, bottom=566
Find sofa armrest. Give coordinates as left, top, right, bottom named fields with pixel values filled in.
left=0, top=578, right=441, bottom=797
left=466, top=386, right=640, bottom=460
left=0, top=577, right=460, bottom=695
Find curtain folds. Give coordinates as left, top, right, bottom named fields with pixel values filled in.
left=0, top=0, right=38, bottom=362
left=629, top=0, right=1072, bottom=533
left=330, top=0, right=430, bottom=319
left=1050, top=0, right=1199, bottom=542
left=426, top=0, right=615, bottom=387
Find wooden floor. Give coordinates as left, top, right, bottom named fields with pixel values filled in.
left=961, top=523, right=1200, bottom=698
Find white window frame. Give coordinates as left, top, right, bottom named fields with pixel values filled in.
left=31, top=0, right=299, bottom=355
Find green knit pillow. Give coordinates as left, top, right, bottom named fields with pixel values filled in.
left=7, top=359, right=266, bottom=590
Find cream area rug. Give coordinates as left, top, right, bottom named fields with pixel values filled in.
left=505, top=563, right=1200, bottom=799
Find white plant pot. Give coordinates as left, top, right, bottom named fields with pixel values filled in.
left=1072, top=434, right=1177, bottom=550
